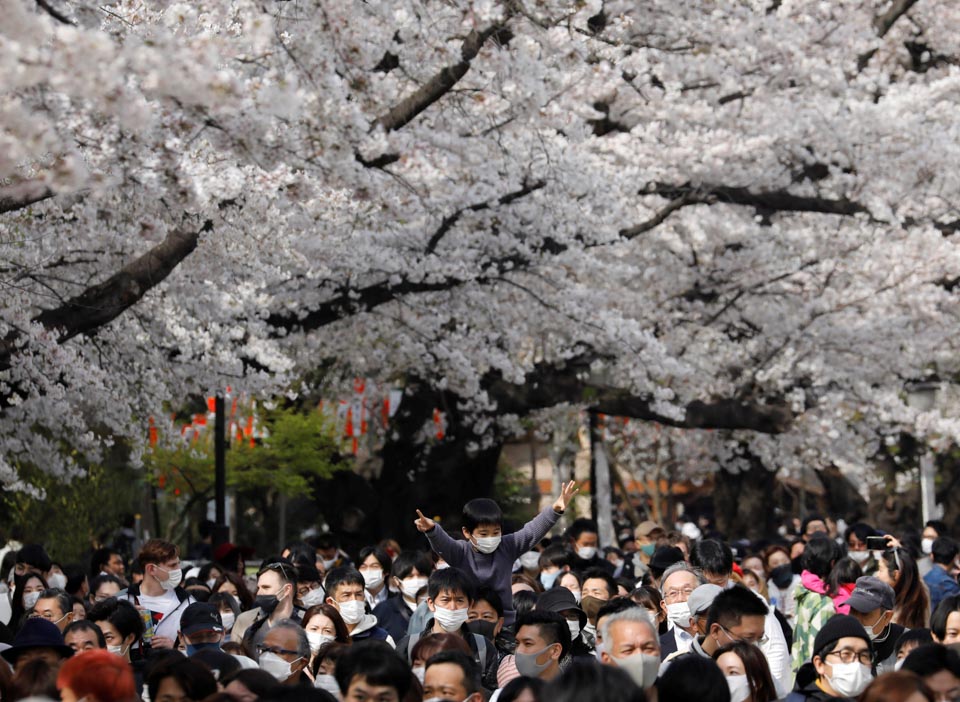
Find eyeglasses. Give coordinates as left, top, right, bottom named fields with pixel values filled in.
left=256, top=644, right=300, bottom=657
left=825, top=649, right=872, bottom=666
left=718, top=624, right=768, bottom=646
left=664, top=588, right=695, bottom=602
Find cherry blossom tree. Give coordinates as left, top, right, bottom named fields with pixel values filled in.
left=2, top=0, right=959, bottom=511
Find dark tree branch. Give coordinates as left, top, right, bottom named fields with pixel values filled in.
left=647, top=182, right=871, bottom=219
left=481, top=353, right=794, bottom=433
left=874, top=0, right=921, bottom=38
left=35, top=0, right=75, bottom=25
left=618, top=195, right=693, bottom=241
left=425, top=180, right=546, bottom=254
left=373, top=22, right=508, bottom=133
left=0, top=184, right=55, bottom=215
left=269, top=194, right=694, bottom=335
left=0, top=220, right=212, bottom=372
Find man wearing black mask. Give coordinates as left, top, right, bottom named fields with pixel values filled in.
left=232, top=559, right=299, bottom=655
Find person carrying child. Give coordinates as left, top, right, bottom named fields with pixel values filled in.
left=414, top=481, right=579, bottom=629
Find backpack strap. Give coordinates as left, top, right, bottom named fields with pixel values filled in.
left=472, top=633, right=487, bottom=671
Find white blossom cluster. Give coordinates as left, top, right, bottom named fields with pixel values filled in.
left=2, top=0, right=960, bottom=491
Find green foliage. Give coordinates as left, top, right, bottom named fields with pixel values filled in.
left=493, top=457, right=538, bottom=524
left=145, top=405, right=342, bottom=500
left=0, top=444, right=143, bottom=563
left=229, top=407, right=342, bottom=495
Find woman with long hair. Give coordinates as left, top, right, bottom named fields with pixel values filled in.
left=714, top=641, right=779, bottom=702
left=301, top=603, right=351, bottom=666
left=878, top=547, right=931, bottom=629
left=212, top=571, right=254, bottom=611
left=9, top=572, right=48, bottom=632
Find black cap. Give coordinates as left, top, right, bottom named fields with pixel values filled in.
left=813, top=614, right=870, bottom=659
left=16, top=545, right=52, bottom=572
left=649, top=547, right=685, bottom=576
left=537, top=587, right=587, bottom=628
left=180, top=603, right=223, bottom=637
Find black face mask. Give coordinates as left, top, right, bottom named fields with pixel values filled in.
left=466, top=620, right=497, bottom=639
left=255, top=594, right=280, bottom=615
left=770, top=564, right=794, bottom=590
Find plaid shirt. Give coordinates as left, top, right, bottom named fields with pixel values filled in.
left=790, top=581, right=836, bottom=674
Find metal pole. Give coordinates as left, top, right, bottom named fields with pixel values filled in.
left=214, top=395, right=229, bottom=548
left=589, top=412, right=599, bottom=521
left=920, top=454, right=935, bottom=526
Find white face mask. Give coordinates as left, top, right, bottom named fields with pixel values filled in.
left=434, top=605, right=469, bottom=632
left=576, top=546, right=598, bottom=561
left=321, top=557, right=338, bottom=570
left=401, top=577, right=428, bottom=600
left=205, top=578, right=217, bottom=589
left=519, top=552, right=541, bottom=570
left=362, top=569, right=384, bottom=590
left=849, top=550, right=871, bottom=564
left=594, top=641, right=605, bottom=663
left=220, top=612, right=236, bottom=630
left=612, top=652, right=661, bottom=690
left=473, top=535, right=501, bottom=554
left=412, top=666, right=425, bottom=683
left=315, top=673, right=340, bottom=695
left=567, top=619, right=582, bottom=641
left=155, top=566, right=183, bottom=591
left=259, top=651, right=301, bottom=682
left=107, top=643, right=130, bottom=657
left=827, top=661, right=873, bottom=698
left=337, top=599, right=366, bottom=625
left=666, top=601, right=692, bottom=628
left=48, top=573, right=68, bottom=590
left=727, top=674, right=750, bottom=702
left=894, top=658, right=905, bottom=672
left=306, top=630, right=335, bottom=653
left=23, top=591, right=41, bottom=609
left=301, top=587, right=326, bottom=608
left=922, top=538, right=934, bottom=555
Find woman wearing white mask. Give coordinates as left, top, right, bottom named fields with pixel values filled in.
left=209, top=592, right=241, bottom=641
left=714, top=641, right=779, bottom=702
left=358, top=546, right=392, bottom=609
left=10, top=572, right=48, bottom=630
left=300, top=603, right=351, bottom=666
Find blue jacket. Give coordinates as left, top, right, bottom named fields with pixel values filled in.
left=924, top=565, right=960, bottom=613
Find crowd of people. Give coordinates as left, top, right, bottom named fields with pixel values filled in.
left=1, top=482, right=960, bottom=702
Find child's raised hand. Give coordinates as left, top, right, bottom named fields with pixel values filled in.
left=553, top=480, right=580, bottom=512
left=414, top=509, right=436, bottom=533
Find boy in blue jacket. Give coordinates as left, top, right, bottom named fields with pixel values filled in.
left=414, top=480, right=579, bottom=628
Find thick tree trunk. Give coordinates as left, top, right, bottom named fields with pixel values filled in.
left=713, top=454, right=778, bottom=542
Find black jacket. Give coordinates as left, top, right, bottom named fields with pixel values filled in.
left=372, top=595, right=413, bottom=642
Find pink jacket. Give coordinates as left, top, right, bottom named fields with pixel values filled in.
left=800, top=570, right=854, bottom=614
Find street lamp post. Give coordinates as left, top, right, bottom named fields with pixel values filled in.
left=906, top=382, right=941, bottom=527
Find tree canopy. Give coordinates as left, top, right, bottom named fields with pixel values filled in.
left=2, top=0, right=959, bottom=491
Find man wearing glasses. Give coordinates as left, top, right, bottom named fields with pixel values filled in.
left=657, top=563, right=706, bottom=659
left=30, top=589, right=74, bottom=632
left=795, top=615, right=873, bottom=701
left=663, top=585, right=768, bottom=670
left=692, top=539, right=793, bottom=694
